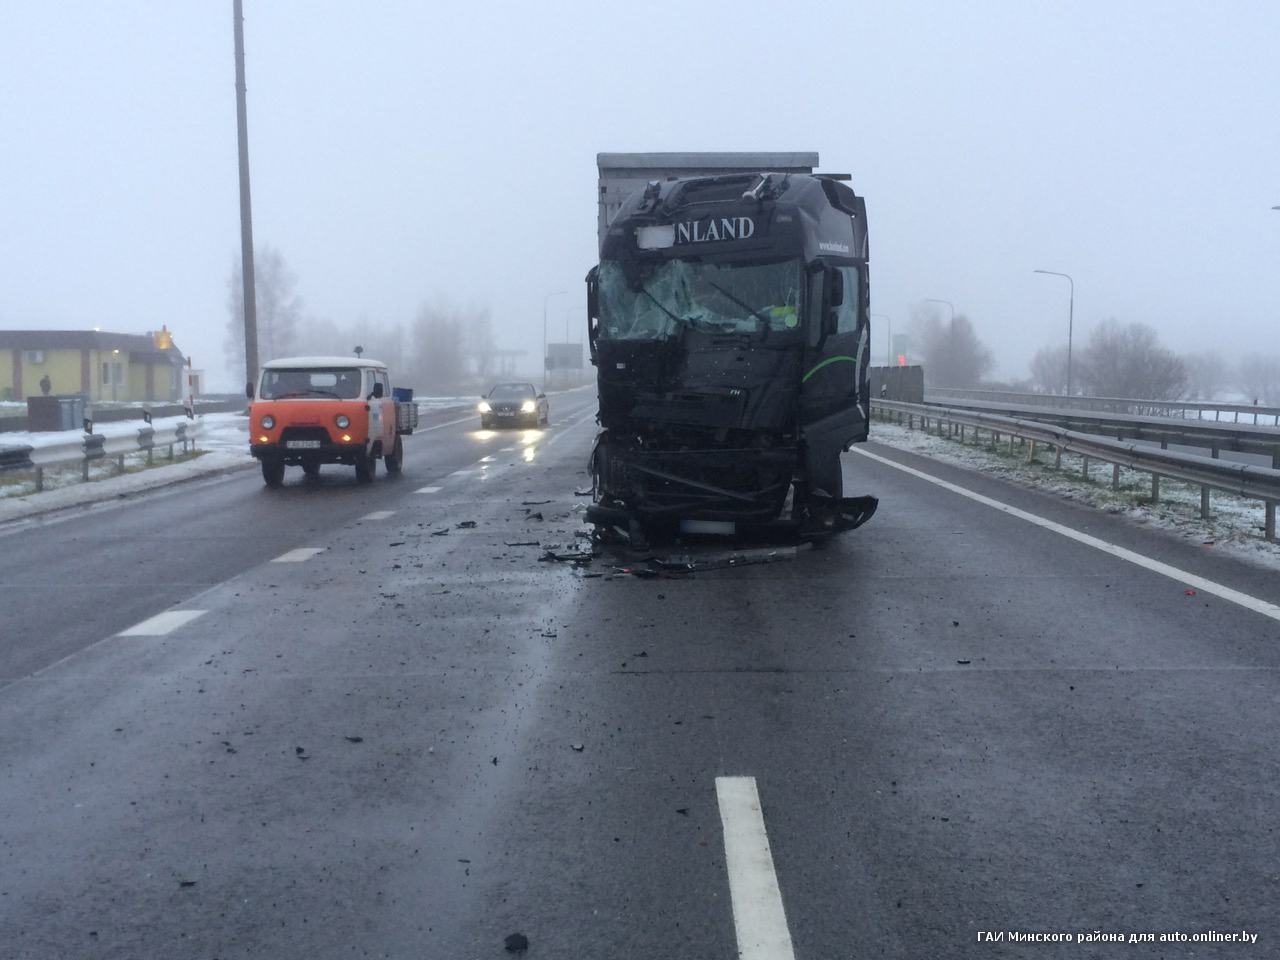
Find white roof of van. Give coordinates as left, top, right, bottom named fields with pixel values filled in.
left=260, top=356, right=386, bottom=370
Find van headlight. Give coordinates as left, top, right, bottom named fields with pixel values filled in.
left=260, top=414, right=275, bottom=429
left=521, top=400, right=536, bottom=413
left=335, top=414, right=350, bottom=428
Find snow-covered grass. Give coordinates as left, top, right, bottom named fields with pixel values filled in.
left=869, top=418, right=1280, bottom=571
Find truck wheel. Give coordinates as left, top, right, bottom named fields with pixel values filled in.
left=385, top=435, right=403, bottom=473
left=262, top=460, right=285, bottom=487
left=355, top=451, right=376, bottom=484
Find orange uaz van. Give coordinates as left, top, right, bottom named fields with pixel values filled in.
left=248, top=356, right=413, bottom=486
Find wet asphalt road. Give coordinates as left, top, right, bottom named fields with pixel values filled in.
left=2, top=388, right=1279, bottom=958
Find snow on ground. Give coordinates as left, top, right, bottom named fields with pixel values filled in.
left=3, top=404, right=1279, bottom=577
left=869, top=418, right=1280, bottom=573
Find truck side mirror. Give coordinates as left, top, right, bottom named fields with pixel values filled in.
left=246, top=381, right=255, bottom=399
left=585, top=266, right=600, bottom=360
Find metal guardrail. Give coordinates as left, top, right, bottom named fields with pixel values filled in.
left=927, top=388, right=1280, bottom=426
left=872, top=400, right=1279, bottom=542
left=1, top=420, right=203, bottom=491
left=916, top=398, right=1280, bottom=468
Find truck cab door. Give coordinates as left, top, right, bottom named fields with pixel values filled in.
left=799, top=264, right=870, bottom=487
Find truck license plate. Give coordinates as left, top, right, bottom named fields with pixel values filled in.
left=286, top=440, right=321, bottom=449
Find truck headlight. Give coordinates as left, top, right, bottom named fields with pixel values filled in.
left=335, top=414, right=350, bottom=428
left=478, top=401, right=491, bottom=413
left=521, top=400, right=536, bottom=413
left=260, top=414, right=275, bottom=429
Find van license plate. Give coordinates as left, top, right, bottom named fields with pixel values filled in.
left=286, top=440, right=321, bottom=449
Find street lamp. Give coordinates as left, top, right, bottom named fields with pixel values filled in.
left=1033, top=269, right=1074, bottom=396
left=871, top=313, right=892, bottom=365
left=542, top=290, right=567, bottom=391
left=925, top=298, right=954, bottom=323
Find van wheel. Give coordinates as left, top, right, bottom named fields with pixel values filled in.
left=262, top=460, right=285, bottom=487
left=384, top=435, right=403, bottom=473
left=355, top=451, right=376, bottom=484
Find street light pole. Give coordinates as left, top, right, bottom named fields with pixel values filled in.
left=542, top=290, right=567, bottom=392
left=1033, top=269, right=1074, bottom=396
left=925, top=298, right=954, bottom=324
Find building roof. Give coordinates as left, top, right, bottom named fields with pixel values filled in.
left=0, top=330, right=185, bottom=364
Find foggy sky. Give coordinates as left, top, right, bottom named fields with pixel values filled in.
left=3, top=0, right=1278, bottom=391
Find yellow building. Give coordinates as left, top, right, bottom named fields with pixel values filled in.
left=0, top=330, right=188, bottom=403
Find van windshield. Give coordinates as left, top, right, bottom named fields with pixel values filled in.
left=259, top=368, right=363, bottom=400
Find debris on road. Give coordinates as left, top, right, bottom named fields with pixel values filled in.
left=504, top=933, right=529, bottom=953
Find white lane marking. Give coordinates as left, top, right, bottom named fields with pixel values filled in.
left=856, top=447, right=1280, bottom=624
left=360, top=510, right=395, bottom=521
left=479, top=455, right=496, bottom=462
left=272, top=547, right=325, bottom=563
left=416, top=486, right=442, bottom=494
left=450, top=470, right=474, bottom=478
left=118, top=609, right=207, bottom=637
left=716, top=776, right=796, bottom=960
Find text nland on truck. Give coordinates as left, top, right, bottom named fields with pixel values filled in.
left=248, top=356, right=418, bottom=486
left=585, top=152, right=877, bottom=542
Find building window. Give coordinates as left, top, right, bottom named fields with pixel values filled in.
left=23, top=350, right=44, bottom=364
left=102, top=362, right=124, bottom=386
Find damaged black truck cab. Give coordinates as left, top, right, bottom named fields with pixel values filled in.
left=585, top=170, right=877, bottom=542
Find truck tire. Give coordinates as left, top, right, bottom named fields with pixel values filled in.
left=355, top=450, right=376, bottom=484
left=385, top=435, right=403, bottom=473
left=262, top=460, right=285, bottom=487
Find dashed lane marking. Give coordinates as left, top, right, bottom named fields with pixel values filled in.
left=360, top=510, right=395, bottom=521
left=716, top=776, right=796, bottom=960
left=271, top=547, right=326, bottom=563
left=416, top=486, right=442, bottom=494
left=117, top=609, right=208, bottom=637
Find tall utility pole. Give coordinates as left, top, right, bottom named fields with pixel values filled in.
left=233, top=0, right=259, bottom=392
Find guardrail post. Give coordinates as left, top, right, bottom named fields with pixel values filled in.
left=1200, top=486, right=1211, bottom=519
left=1081, top=455, right=1090, bottom=480
left=1054, top=445, right=1062, bottom=469
left=1267, top=502, right=1276, bottom=542
left=117, top=453, right=125, bottom=474
left=1028, top=439, right=1037, bottom=464
left=1007, top=434, right=1015, bottom=456
left=1112, top=463, right=1121, bottom=490
left=35, top=465, right=44, bottom=492
left=1151, top=474, right=1160, bottom=503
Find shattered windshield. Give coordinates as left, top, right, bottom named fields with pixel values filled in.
left=597, top=257, right=801, bottom=341
left=259, top=368, right=363, bottom=400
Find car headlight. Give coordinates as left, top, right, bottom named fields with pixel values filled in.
left=521, top=400, right=536, bottom=413
left=335, top=414, right=350, bottom=428
left=260, top=414, right=275, bottom=429
left=478, top=401, right=491, bottom=413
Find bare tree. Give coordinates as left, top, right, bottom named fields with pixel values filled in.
left=412, top=300, right=468, bottom=393
left=1077, top=319, right=1187, bottom=401
left=225, top=246, right=302, bottom=373
left=1238, top=354, right=1280, bottom=406
left=911, top=307, right=994, bottom=389
left=1029, top=344, right=1070, bottom=394
left=1183, top=350, right=1230, bottom=401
